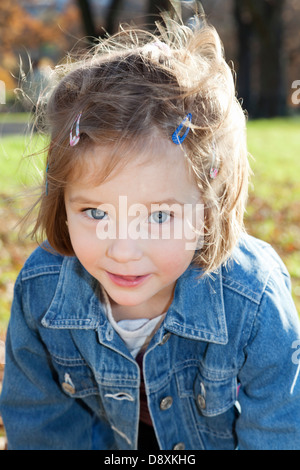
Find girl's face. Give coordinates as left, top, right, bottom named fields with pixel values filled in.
left=65, top=137, right=202, bottom=320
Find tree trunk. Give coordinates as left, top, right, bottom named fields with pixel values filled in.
left=76, top=0, right=97, bottom=38
left=106, top=0, right=123, bottom=35
left=234, top=0, right=287, bottom=117
left=234, top=0, right=254, bottom=115
left=146, top=0, right=171, bottom=29
left=245, top=0, right=287, bottom=117
left=77, top=0, right=124, bottom=38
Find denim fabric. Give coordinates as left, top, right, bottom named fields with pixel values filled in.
left=1, top=234, right=300, bottom=450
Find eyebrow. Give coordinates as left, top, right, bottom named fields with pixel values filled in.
left=68, top=196, right=188, bottom=206
left=150, top=198, right=187, bottom=206
left=68, top=196, right=105, bottom=206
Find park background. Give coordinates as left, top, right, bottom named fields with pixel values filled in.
left=0, top=0, right=299, bottom=448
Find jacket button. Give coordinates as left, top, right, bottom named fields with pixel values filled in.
left=197, top=394, right=206, bottom=410
left=62, top=382, right=76, bottom=395
left=160, top=396, right=173, bottom=410
left=173, top=442, right=185, bottom=450
left=160, top=332, right=171, bottom=345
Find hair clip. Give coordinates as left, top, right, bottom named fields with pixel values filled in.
left=45, top=163, right=49, bottom=196
left=209, top=148, right=219, bottom=179
left=172, top=113, right=192, bottom=145
left=70, top=111, right=82, bottom=147
left=152, top=41, right=172, bottom=56
left=143, top=41, right=172, bottom=59
left=209, top=167, right=218, bottom=179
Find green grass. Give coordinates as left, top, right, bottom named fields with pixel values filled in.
left=246, top=117, right=300, bottom=311
left=0, top=112, right=31, bottom=123
left=0, top=116, right=299, bottom=338
left=0, top=133, right=47, bottom=192
left=247, top=117, right=300, bottom=207
left=0, top=129, right=47, bottom=336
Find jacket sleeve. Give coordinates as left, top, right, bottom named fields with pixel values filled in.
left=0, top=277, right=96, bottom=450
left=236, top=267, right=300, bottom=450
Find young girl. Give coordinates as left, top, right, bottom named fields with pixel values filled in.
left=1, top=10, right=300, bottom=451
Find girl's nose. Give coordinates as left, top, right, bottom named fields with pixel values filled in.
left=106, top=238, right=143, bottom=263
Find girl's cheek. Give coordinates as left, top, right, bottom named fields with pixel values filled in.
left=153, top=239, right=195, bottom=272
left=67, top=220, right=99, bottom=254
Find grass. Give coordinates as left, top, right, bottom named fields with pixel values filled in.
left=0, top=113, right=31, bottom=123
left=246, top=117, right=300, bottom=205
left=0, top=116, right=299, bottom=338
left=0, top=133, right=47, bottom=192
left=0, top=129, right=47, bottom=336
left=245, top=117, right=300, bottom=302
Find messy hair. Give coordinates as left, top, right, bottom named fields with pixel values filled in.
left=29, top=6, right=250, bottom=276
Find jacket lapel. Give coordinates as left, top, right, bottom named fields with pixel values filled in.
left=41, top=257, right=228, bottom=345
left=164, top=266, right=228, bottom=345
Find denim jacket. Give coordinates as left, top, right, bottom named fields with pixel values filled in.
left=1, top=234, right=300, bottom=450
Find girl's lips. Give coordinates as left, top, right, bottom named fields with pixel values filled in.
left=106, top=272, right=151, bottom=287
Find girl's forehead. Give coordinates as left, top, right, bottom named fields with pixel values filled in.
left=69, top=134, right=192, bottom=186
left=67, top=136, right=200, bottom=202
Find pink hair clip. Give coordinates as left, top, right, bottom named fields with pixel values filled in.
left=209, top=167, right=218, bottom=179
left=152, top=41, right=172, bottom=56
left=70, top=111, right=82, bottom=147
left=209, top=147, right=219, bottom=179
left=143, top=41, right=172, bottom=59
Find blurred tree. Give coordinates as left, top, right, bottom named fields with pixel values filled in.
left=252, top=0, right=286, bottom=117
left=146, top=0, right=171, bottom=28
left=106, top=0, right=123, bottom=35
left=76, top=0, right=172, bottom=38
left=76, top=0, right=132, bottom=38
left=76, top=0, right=98, bottom=37
left=234, top=0, right=253, bottom=115
left=234, top=0, right=287, bottom=117
left=0, top=0, right=82, bottom=98
left=0, top=0, right=62, bottom=52
left=0, top=0, right=80, bottom=60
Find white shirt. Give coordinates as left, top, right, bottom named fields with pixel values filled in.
left=101, top=287, right=166, bottom=358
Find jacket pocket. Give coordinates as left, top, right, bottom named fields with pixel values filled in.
left=193, top=368, right=237, bottom=417
left=51, top=354, right=99, bottom=399
left=175, top=364, right=239, bottom=447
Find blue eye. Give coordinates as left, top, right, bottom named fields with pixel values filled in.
left=84, top=208, right=107, bottom=220
left=148, top=211, right=171, bottom=224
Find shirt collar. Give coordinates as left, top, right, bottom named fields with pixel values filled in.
left=42, top=257, right=228, bottom=345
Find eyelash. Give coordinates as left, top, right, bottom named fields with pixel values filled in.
left=82, top=208, right=107, bottom=220
left=81, top=208, right=174, bottom=224
left=148, top=211, right=173, bottom=224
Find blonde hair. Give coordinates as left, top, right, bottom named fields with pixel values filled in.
left=29, top=7, right=250, bottom=276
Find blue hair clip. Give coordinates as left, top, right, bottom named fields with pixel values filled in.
left=45, top=163, right=49, bottom=196
left=172, top=113, right=192, bottom=145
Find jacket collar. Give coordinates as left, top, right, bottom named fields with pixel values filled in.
left=163, top=265, right=228, bottom=344
left=42, top=257, right=228, bottom=345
